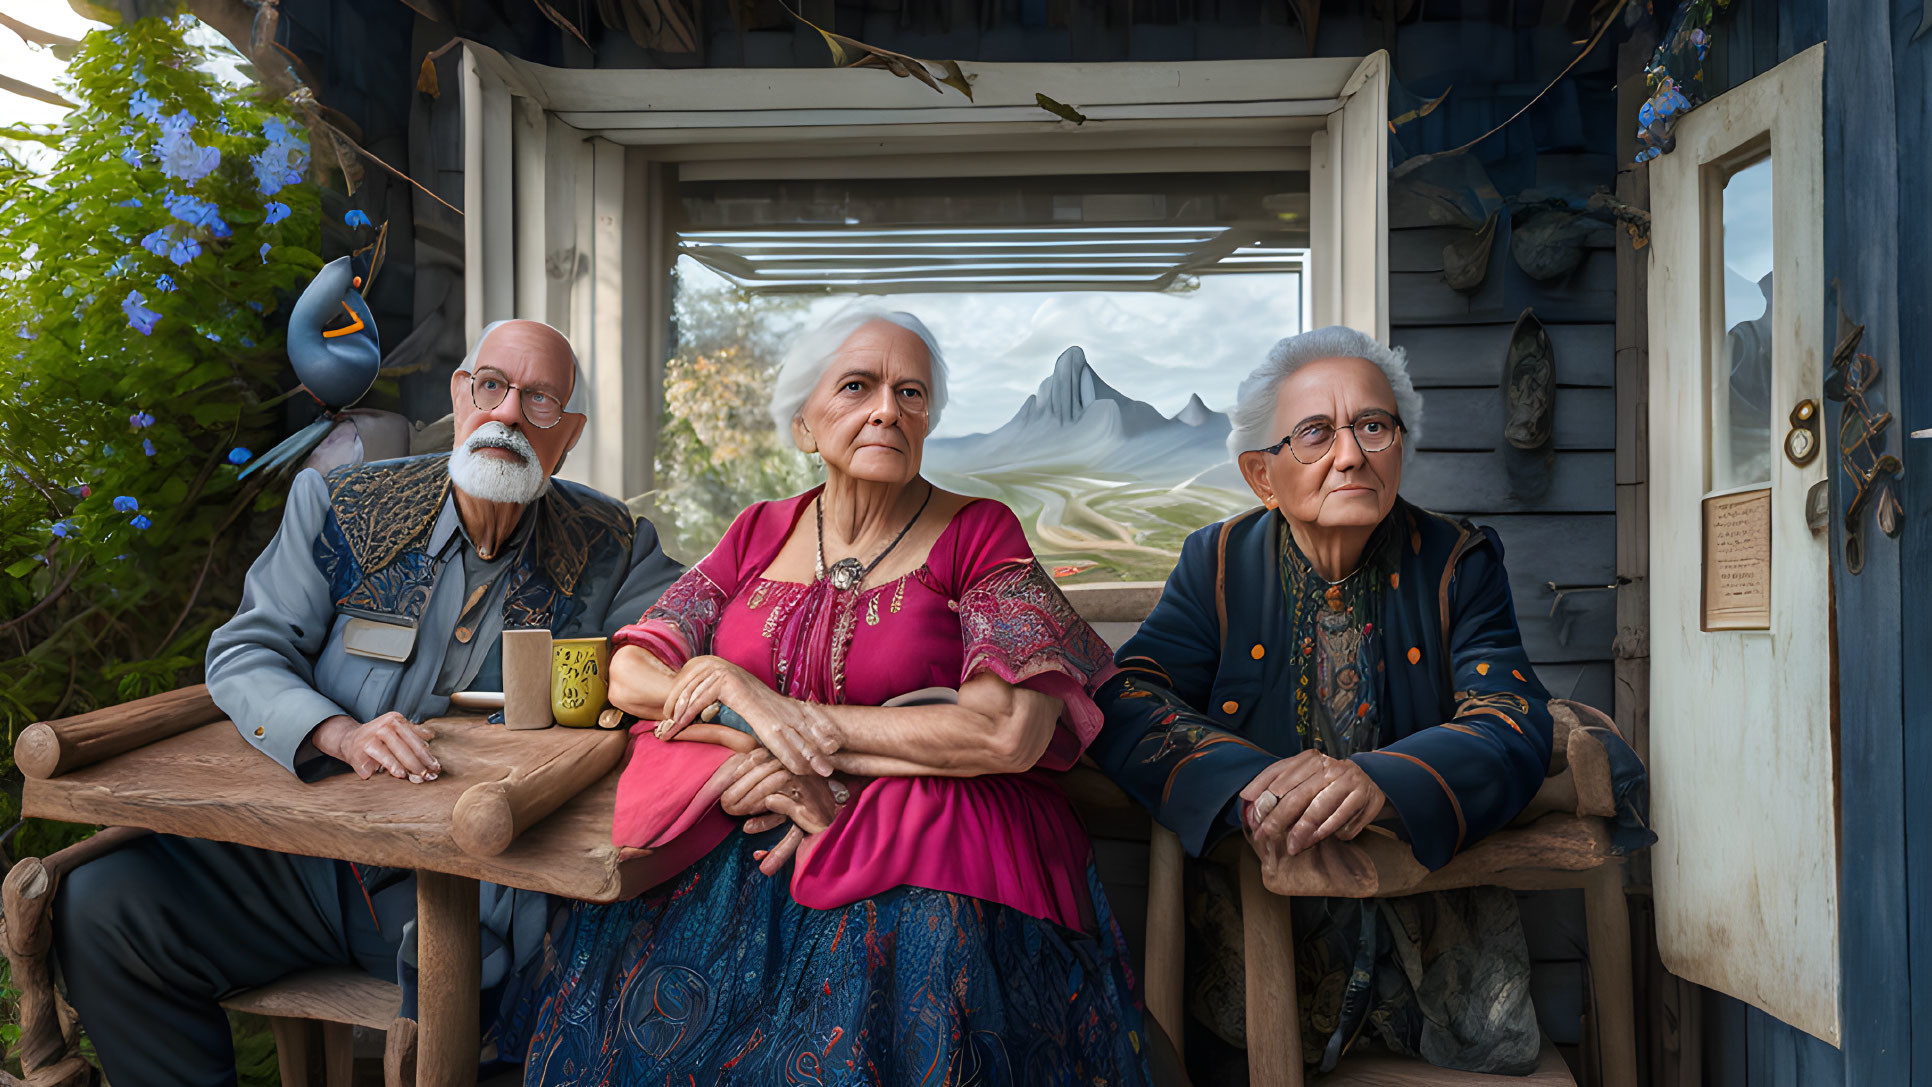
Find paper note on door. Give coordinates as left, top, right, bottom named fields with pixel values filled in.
left=1702, top=488, right=1772, bottom=630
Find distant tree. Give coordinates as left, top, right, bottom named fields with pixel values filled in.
left=651, top=266, right=817, bottom=560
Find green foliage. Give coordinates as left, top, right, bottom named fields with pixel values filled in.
left=651, top=270, right=818, bottom=560
left=0, top=15, right=322, bottom=855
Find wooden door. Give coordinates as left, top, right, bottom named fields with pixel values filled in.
left=1646, top=44, right=1837, bottom=1045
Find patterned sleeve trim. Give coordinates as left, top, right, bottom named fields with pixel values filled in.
left=610, top=565, right=729, bottom=665
left=958, top=559, right=1117, bottom=692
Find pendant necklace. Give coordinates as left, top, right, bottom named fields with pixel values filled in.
left=816, top=481, right=934, bottom=592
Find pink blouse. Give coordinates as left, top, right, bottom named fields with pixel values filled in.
left=607, top=489, right=1117, bottom=931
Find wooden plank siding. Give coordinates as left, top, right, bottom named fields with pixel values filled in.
left=286, top=0, right=1638, bottom=1074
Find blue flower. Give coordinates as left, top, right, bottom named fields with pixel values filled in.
left=167, top=236, right=201, bottom=267
left=121, top=290, right=162, bottom=336
left=156, top=113, right=220, bottom=184
left=262, top=201, right=291, bottom=226
left=116, top=197, right=142, bottom=208
left=142, top=438, right=156, bottom=456
left=51, top=520, right=70, bottom=539
left=251, top=121, right=310, bottom=196
left=108, top=254, right=136, bottom=278
left=16, top=324, right=34, bottom=340
left=128, top=90, right=162, bottom=122
left=112, top=495, right=138, bottom=512
left=164, top=192, right=228, bottom=236
left=227, top=446, right=252, bottom=465
left=205, top=331, right=221, bottom=343
left=119, top=144, right=142, bottom=168
left=156, top=274, right=177, bottom=293
left=239, top=336, right=256, bottom=347
left=258, top=242, right=270, bottom=264
left=129, top=411, right=154, bottom=428
left=140, top=228, right=174, bottom=258
left=344, top=209, right=372, bottom=229
left=245, top=300, right=262, bottom=313
left=130, top=514, right=152, bottom=530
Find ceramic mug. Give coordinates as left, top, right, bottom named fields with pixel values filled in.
left=550, top=637, right=611, bottom=728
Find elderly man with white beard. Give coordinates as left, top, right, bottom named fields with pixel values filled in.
left=51, top=320, right=682, bottom=1087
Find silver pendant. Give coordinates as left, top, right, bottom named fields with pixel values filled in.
left=827, top=557, right=865, bottom=591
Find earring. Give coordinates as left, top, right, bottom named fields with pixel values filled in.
left=1264, top=496, right=1278, bottom=510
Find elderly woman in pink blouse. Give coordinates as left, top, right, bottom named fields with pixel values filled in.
left=510, top=309, right=1154, bottom=1086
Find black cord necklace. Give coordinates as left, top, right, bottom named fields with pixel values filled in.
left=816, top=480, right=933, bottom=592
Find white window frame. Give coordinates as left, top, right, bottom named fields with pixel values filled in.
left=460, top=45, right=1389, bottom=505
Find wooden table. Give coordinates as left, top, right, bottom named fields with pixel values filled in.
left=20, top=715, right=716, bottom=1087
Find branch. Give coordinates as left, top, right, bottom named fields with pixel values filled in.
left=0, top=14, right=81, bottom=58
left=0, top=565, right=80, bottom=638
left=1393, top=0, right=1627, bottom=180
left=0, top=74, right=75, bottom=110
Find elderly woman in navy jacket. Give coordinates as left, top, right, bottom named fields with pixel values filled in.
left=1091, top=325, right=1564, bottom=1075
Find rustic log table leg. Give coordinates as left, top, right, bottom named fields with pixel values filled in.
left=415, top=872, right=479, bottom=1087
left=1586, top=864, right=1637, bottom=1087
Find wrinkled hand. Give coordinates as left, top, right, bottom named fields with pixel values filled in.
left=657, top=656, right=842, bottom=777
left=312, top=713, right=439, bottom=782
left=1239, top=750, right=1385, bottom=859
left=718, top=748, right=845, bottom=877
left=720, top=749, right=841, bottom=829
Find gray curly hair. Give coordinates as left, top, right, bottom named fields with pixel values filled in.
left=1225, top=325, right=1424, bottom=461
left=768, top=307, right=949, bottom=446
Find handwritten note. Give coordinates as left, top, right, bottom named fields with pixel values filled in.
left=1703, top=488, right=1772, bottom=630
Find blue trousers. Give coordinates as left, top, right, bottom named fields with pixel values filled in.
left=52, top=834, right=415, bottom=1087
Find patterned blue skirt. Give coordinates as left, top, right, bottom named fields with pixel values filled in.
left=506, top=831, right=1153, bottom=1086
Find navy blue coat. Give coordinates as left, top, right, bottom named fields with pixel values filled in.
left=1089, top=499, right=1554, bottom=870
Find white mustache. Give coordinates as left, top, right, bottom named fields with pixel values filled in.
left=465, top=422, right=535, bottom=462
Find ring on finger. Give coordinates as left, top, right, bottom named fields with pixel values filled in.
left=1254, top=790, right=1281, bottom=820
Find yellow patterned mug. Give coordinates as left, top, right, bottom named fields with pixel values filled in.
left=551, top=637, right=611, bottom=728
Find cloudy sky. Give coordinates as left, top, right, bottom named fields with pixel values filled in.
left=683, top=258, right=1307, bottom=438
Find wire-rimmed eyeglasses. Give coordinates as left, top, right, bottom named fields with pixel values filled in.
left=461, top=368, right=568, bottom=429
left=1258, top=410, right=1405, bottom=464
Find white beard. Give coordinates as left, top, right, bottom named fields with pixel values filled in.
left=449, top=421, right=550, bottom=505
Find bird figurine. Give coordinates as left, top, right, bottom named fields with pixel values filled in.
left=239, top=256, right=382, bottom=480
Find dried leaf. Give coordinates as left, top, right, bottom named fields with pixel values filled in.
left=779, top=2, right=960, bottom=96
left=1389, top=84, right=1450, bottom=131
left=937, top=59, right=973, bottom=100
left=1035, top=93, right=1088, bottom=125
left=530, top=0, right=593, bottom=48
left=417, top=53, right=440, bottom=98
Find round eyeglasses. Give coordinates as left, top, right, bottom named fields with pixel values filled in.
left=1259, top=410, right=1405, bottom=464
left=461, top=368, right=568, bottom=429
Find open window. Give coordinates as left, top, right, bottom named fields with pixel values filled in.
left=460, top=46, right=1387, bottom=580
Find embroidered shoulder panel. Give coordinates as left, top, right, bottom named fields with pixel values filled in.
left=323, top=454, right=452, bottom=573
left=535, top=478, right=636, bottom=596
left=958, top=560, right=1115, bottom=689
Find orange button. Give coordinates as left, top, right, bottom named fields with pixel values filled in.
left=1476, top=662, right=1490, bottom=676
left=1222, top=700, right=1239, bottom=715
left=1407, top=647, right=1422, bottom=665
left=254, top=727, right=265, bottom=737
left=1250, top=644, right=1266, bottom=660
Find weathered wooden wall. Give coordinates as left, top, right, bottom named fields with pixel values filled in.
left=278, top=0, right=1642, bottom=1075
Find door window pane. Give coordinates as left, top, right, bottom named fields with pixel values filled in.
left=1713, top=156, right=1774, bottom=491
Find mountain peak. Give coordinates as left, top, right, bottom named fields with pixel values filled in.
left=1174, top=393, right=1214, bottom=426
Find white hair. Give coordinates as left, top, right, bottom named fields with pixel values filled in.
left=768, top=307, right=949, bottom=445
left=460, top=319, right=589, bottom=415
left=1225, top=325, right=1425, bottom=461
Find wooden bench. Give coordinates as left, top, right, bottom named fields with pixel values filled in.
left=220, top=968, right=405, bottom=1087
